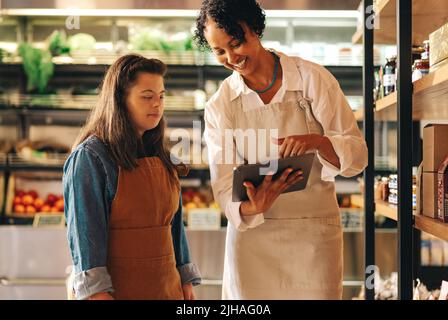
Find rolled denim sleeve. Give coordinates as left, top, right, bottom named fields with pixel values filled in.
left=171, top=192, right=202, bottom=286
left=63, top=146, right=114, bottom=299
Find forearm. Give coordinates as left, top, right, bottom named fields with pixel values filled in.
left=317, top=136, right=341, bottom=169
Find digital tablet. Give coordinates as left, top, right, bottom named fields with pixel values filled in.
left=232, top=153, right=315, bottom=202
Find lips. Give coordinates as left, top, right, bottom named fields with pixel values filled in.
left=230, top=57, right=247, bottom=70
left=147, top=113, right=160, bottom=117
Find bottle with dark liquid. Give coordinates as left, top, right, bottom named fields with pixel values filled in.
left=383, top=55, right=397, bottom=97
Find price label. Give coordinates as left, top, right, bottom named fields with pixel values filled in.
left=33, top=214, right=65, bottom=228
left=187, top=208, right=221, bottom=230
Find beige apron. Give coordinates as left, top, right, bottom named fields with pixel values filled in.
left=222, top=89, right=343, bottom=300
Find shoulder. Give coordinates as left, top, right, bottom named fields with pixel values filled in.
left=63, top=136, right=115, bottom=176
left=207, top=75, right=234, bottom=109
left=204, top=75, right=235, bottom=124
left=293, top=56, right=339, bottom=90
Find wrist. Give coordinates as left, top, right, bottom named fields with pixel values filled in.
left=240, top=201, right=259, bottom=216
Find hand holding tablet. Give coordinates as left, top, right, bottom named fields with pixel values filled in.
left=232, top=153, right=315, bottom=202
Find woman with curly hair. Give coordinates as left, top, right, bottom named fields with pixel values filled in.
left=195, top=0, right=367, bottom=299
left=63, top=55, right=201, bottom=300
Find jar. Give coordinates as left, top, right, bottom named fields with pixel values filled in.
left=422, top=40, right=430, bottom=60
left=412, top=59, right=430, bottom=82
left=381, top=177, right=390, bottom=201
left=383, top=55, right=397, bottom=96
left=412, top=46, right=424, bottom=63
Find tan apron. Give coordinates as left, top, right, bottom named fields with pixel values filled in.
left=107, top=157, right=183, bottom=300
left=222, top=89, right=343, bottom=300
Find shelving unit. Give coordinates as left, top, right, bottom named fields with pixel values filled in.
left=357, top=0, right=448, bottom=300
left=351, top=194, right=448, bottom=242
left=351, top=194, right=398, bottom=221
left=360, top=62, right=448, bottom=121
left=352, top=0, right=448, bottom=45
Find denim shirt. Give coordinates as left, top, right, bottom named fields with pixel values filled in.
left=63, top=135, right=201, bottom=300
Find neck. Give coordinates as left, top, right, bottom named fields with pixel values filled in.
left=243, top=49, right=277, bottom=90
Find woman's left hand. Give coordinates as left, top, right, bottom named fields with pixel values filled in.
left=273, top=134, right=324, bottom=158
left=182, top=283, right=196, bottom=300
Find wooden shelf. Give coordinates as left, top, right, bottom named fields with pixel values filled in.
left=350, top=194, right=364, bottom=208
left=354, top=109, right=364, bottom=121
left=415, top=215, right=448, bottom=242
left=373, top=62, right=448, bottom=121
left=351, top=195, right=448, bottom=241
left=376, top=200, right=398, bottom=221
left=352, top=0, right=448, bottom=45
left=351, top=194, right=398, bottom=221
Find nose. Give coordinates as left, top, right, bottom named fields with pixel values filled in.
left=226, top=51, right=239, bottom=65
left=152, top=96, right=162, bottom=109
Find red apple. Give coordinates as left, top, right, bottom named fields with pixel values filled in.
left=46, top=194, right=58, bottom=205
left=27, top=190, right=38, bottom=199
left=14, top=204, right=26, bottom=214
left=26, top=205, right=36, bottom=214
left=41, top=204, right=51, bottom=213
left=22, top=195, right=34, bottom=206
left=50, top=207, right=59, bottom=213
left=55, top=199, right=64, bottom=211
left=13, top=196, right=22, bottom=205
left=15, top=189, right=25, bottom=197
left=34, top=198, right=45, bottom=210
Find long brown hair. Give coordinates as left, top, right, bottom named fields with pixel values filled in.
left=73, top=54, right=186, bottom=177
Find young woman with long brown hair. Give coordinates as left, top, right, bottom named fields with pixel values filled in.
left=63, top=54, right=201, bottom=300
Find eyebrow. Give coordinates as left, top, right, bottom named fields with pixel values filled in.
left=140, top=89, right=165, bottom=94
left=212, top=39, right=239, bottom=50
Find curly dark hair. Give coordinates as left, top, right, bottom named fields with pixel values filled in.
left=194, top=0, right=266, bottom=51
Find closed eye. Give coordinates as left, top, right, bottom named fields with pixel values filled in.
left=230, top=41, right=242, bottom=49
left=213, top=49, right=225, bottom=56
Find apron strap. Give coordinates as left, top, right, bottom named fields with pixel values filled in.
left=295, top=90, right=324, bottom=136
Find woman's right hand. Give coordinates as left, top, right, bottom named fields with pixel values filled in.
left=240, top=168, right=303, bottom=216
left=88, top=292, right=115, bottom=300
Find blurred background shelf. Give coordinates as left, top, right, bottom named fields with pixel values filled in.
left=373, top=62, right=448, bottom=121
left=414, top=215, right=448, bottom=242
left=350, top=194, right=398, bottom=221
left=351, top=195, right=448, bottom=242
left=352, top=0, right=448, bottom=45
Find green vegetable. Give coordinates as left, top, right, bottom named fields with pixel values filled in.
left=68, top=33, right=96, bottom=51
left=46, top=30, right=70, bottom=56
left=129, top=28, right=165, bottom=51
left=18, top=43, right=54, bottom=94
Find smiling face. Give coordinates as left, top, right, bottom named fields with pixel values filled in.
left=126, top=72, right=165, bottom=137
left=204, top=18, right=263, bottom=77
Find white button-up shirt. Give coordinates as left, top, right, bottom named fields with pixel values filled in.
left=204, top=51, right=368, bottom=231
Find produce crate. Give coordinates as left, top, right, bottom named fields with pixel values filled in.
left=5, top=172, right=64, bottom=223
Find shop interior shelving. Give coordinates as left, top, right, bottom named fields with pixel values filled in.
left=356, top=0, right=448, bottom=299
left=0, top=8, right=373, bottom=298
left=351, top=194, right=448, bottom=242
left=356, top=61, right=448, bottom=121
left=352, top=0, right=448, bottom=45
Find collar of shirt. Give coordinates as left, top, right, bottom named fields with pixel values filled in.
left=227, top=50, right=304, bottom=102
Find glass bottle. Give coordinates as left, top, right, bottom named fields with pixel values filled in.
left=383, top=55, right=397, bottom=96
